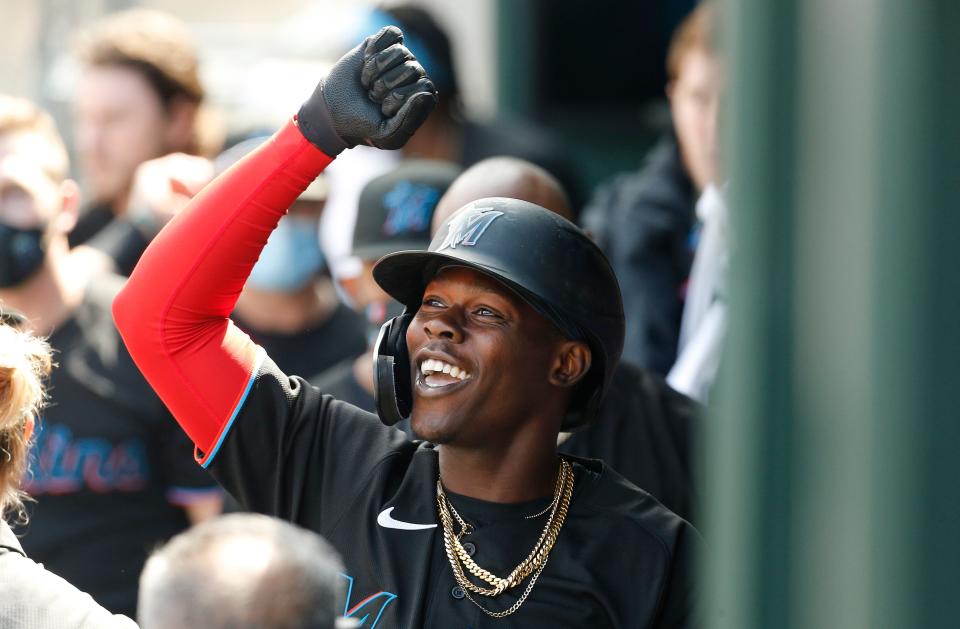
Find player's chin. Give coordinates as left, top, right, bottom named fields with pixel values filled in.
left=409, top=409, right=460, bottom=445
left=410, top=374, right=478, bottom=442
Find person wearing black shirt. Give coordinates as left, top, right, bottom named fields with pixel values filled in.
left=114, top=28, right=700, bottom=627
left=0, top=95, right=222, bottom=618
left=69, top=9, right=214, bottom=269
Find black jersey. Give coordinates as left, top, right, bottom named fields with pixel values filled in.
left=68, top=202, right=114, bottom=249
left=16, top=275, right=220, bottom=617
left=207, top=358, right=700, bottom=628
left=311, top=356, right=377, bottom=412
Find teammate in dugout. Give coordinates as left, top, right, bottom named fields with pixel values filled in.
left=114, top=27, right=701, bottom=627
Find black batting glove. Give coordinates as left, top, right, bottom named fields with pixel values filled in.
left=297, top=26, right=438, bottom=155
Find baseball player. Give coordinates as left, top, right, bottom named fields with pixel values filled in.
left=115, top=27, right=699, bottom=627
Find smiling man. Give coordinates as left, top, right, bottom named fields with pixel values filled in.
left=114, top=27, right=699, bottom=628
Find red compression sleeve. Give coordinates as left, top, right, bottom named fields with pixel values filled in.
left=113, top=120, right=334, bottom=463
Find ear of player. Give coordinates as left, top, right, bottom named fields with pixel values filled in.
left=297, top=26, right=438, bottom=156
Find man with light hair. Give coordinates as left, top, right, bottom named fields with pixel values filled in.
left=70, top=8, right=218, bottom=271
left=139, top=513, right=354, bottom=629
left=582, top=1, right=722, bottom=375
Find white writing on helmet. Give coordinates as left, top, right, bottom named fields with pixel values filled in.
left=437, top=207, right=504, bottom=251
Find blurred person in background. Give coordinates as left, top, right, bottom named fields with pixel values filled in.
left=70, top=8, right=220, bottom=275
left=139, top=513, right=356, bottom=629
left=313, top=159, right=461, bottom=412
left=582, top=1, right=721, bottom=376
left=0, top=312, right=137, bottom=628
left=0, top=94, right=221, bottom=618
left=431, top=157, right=700, bottom=523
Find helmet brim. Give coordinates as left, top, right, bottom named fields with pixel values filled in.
left=373, top=249, right=574, bottom=339
left=374, top=249, right=518, bottom=309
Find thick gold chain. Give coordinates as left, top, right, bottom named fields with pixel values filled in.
left=439, top=460, right=571, bottom=593
left=436, top=459, right=574, bottom=617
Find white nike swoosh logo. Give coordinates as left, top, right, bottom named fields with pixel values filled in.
left=377, top=507, right=437, bottom=531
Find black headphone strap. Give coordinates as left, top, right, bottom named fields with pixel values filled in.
left=373, top=313, right=414, bottom=425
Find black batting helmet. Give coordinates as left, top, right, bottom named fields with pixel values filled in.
left=371, top=197, right=624, bottom=431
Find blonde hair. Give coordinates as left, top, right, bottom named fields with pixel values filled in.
left=666, top=2, right=717, bottom=82
left=0, top=95, right=70, bottom=182
left=0, top=321, right=52, bottom=524
left=75, top=8, right=204, bottom=106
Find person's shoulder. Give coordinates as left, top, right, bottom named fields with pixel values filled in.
left=62, top=272, right=167, bottom=408
left=0, top=520, right=24, bottom=557
left=256, top=360, right=406, bottom=448
left=310, top=357, right=376, bottom=412
left=310, top=356, right=355, bottom=390
left=569, top=456, right=697, bottom=550
left=0, top=529, right=137, bottom=628
left=73, top=272, right=127, bottom=342
left=612, top=362, right=701, bottom=425
left=595, top=134, right=696, bottom=218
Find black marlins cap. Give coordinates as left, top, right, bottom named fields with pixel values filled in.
left=351, top=160, right=461, bottom=262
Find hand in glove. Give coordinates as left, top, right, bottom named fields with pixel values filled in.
left=298, top=26, right=438, bottom=155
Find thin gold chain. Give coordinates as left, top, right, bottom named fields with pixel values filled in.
left=436, top=459, right=574, bottom=617
left=447, top=476, right=560, bottom=525
left=462, top=553, right=551, bottom=618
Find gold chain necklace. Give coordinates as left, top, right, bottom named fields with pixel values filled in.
left=436, top=459, right=574, bottom=618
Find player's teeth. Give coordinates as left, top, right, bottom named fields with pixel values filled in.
left=420, top=359, right=471, bottom=380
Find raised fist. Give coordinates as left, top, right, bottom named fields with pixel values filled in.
left=297, top=26, right=438, bottom=155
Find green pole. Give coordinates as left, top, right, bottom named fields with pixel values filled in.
left=495, top=0, right=537, bottom=118
left=705, top=0, right=960, bottom=627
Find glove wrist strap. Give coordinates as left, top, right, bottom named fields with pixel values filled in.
left=296, top=85, right=351, bottom=157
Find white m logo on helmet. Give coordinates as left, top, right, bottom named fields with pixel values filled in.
left=437, top=207, right=504, bottom=251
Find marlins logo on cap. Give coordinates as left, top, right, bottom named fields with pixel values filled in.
left=382, top=181, right=440, bottom=236
left=352, top=160, right=462, bottom=261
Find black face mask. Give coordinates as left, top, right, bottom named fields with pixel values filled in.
left=0, top=223, right=46, bottom=288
